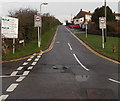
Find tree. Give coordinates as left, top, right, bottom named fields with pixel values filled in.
left=91, top=6, right=115, bottom=24
left=8, top=8, right=38, bottom=41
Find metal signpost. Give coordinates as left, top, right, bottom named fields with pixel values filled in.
left=99, top=17, right=106, bottom=49
left=1, top=17, right=18, bottom=54
left=34, top=14, right=41, bottom=47
left=85, top=22, right=88, bottom=38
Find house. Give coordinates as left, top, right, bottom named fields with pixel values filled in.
left=73, top=9, right=92, bottom=25
left=115, top=13, right=120, bottom=20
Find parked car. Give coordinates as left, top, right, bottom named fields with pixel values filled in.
left=69, top=24, right=80, bottom=28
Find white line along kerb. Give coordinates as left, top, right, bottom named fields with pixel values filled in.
left=35, top=58, right=39, bottom=61
left=28, top=66, right=33, bottom=70
left=17, top=66, right=24, bottom=70
left=22, top=71, right=30, bottom=76
left=23, top=62, right=28, bottom=66
left=27, top=58, right=32, bottom=61
left=109, top=78, right=120, bottom=84
left=10, top=71, right=18, bottom=76
left=16, top=77, right=25, bottom=82
left=6, top=83, right=19, bottom=92
left=31, top=62, right=37, bottom=66
left=73, top=54, right=89, bottom=71
left=68, top=43, right=72, bottom=50
left=0, top=95, right=9, bottom=100
left=37, top=55, right=41, bottom=58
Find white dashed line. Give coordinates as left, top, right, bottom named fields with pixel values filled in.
left=22, top=71, right=30, bottom=76
left=17, top=66, right=24, bottom=70
left=37, top=55, right=41, bottom=58
left=28, top=66, right=34, bottom=70
left=10, top=71, right=18, bottom=76
left=23, top=62, right=28, bottom=66
left=109, top=78, right=120, bottom=84
left=35, top=58, right=39, bottom=61
left=6, top=83, right=19, bottom=92
left=30, top=56, right=34, bottom=59
left=0, top=95, right=9, bottom=100
left=33, top=53, right=36, bottom=55
left=68, top=43, right=72, bottom=50
left=16, top=77, right=25, bottom=82
left=31, top=62, right=37, bottom=66
left=73, top=54, right=89, bottom=71
left=27, top=58, right=32, bottom=61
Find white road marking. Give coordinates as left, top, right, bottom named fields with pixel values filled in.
left=22, top=71, right=30, bottom=76
left=6, top=83, right=19, bottom=92
left=16, top=77, right=25, bottom=82
left=0, top=95, right=9, bottom=100
left=30, top=56, right=34, bottom=59
left=33, top=53, right=36, bottom=55
left=109, top=78, right=120, bottom=84
left=27, top=58, right=32, bottom=61
left=37, top=55, right=41, bottom=58
left=17, top=66, right=24, bottom=70
left=35, top=58, right=39, bottom=61
left=28, top=66, right=33, bottom=70
left=0, top=75, right=25, bottom=78
left=10, top=71, right=18, bottom=76
left=68, top=43, right=72, bottom=50
left=73, top=54, right=90, bottom=71
left=23, top=62, right=28, bottom=66
left=31, top=62, right=37, bottom=66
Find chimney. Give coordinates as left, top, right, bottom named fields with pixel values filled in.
left=80, top=9, right=82, bottom=11
left=89, top=11, right=90, bottom=13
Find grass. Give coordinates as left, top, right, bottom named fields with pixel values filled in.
left=2, top=26, right=57, bottom=61
left=76, top=33, right=120, bottom=60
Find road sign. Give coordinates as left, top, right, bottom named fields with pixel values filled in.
left=34, top=15, right=41, bottom=27
left=99, top=17, right=106, bottom=29
left=1, top=17, right=18, bottom=38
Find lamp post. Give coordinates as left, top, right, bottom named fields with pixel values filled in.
left=39, top=3, right=48, bottom=47
left=104, top=0, right=107, bottom=42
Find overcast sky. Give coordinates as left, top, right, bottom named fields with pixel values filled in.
left=0, top=0, right=119, bottom=23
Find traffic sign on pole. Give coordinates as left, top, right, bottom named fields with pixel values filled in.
left=99, top=17, right=106, bottom=49
left=34, top=14, right=41, bottom=27
left=99, top=17, right=106, bottom=29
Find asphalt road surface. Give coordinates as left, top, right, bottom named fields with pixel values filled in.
left=1, top=25, right=119, bottom=100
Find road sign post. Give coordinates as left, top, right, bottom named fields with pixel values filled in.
left=34, top=14, right=41, bottom=47
left=1, top=17, right=18, bottom=54
left=99, top=17, right=106, bottom=49
left=85, top=22, right=88, bottom=38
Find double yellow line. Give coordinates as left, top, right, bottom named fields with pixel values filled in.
left=66, top=27, right=120, bottom=64
left=1, top=27, right=59, bottom=63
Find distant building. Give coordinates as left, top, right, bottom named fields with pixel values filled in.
left=73, top=9, right=92, bottom=25
left=115, top=13, right=120, bottom=20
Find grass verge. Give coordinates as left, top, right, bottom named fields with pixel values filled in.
left=76, top=33, right=120, bottom=60
left=2, top=26, right=58, bottom=61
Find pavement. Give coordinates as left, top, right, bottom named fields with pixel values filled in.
left=1, top=25, right=119, bottom=100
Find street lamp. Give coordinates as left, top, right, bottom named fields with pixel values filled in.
left=38, top=3, right=48, bottom=47
left=104, top=0, right=107, bottom=42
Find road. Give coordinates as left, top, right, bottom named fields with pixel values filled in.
left=1, top=25, right=119, bottom=100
